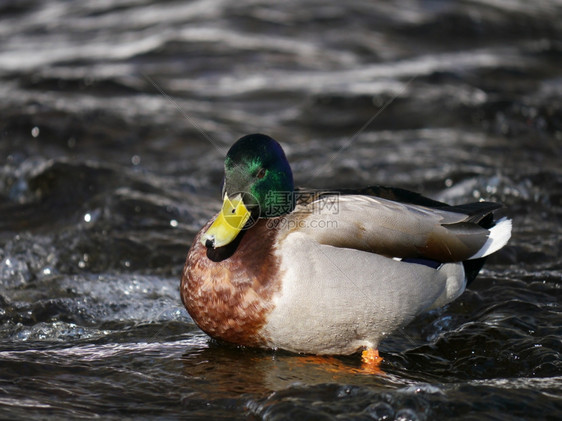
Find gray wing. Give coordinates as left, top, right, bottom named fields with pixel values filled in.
left=290, top=195, right=510, bottom=262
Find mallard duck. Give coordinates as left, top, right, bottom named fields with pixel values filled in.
left=181, top=133, right=511, bottom=360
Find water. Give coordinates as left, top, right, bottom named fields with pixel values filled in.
left=1, top=0, right=561, bottom=419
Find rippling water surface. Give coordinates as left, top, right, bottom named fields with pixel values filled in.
left=1, top=0, right=561, bottom=419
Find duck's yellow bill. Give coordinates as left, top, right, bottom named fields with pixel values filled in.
left=201, top=193, right=251, bottom=248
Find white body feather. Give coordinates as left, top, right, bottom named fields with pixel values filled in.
left=263, top=232, right=466, bottom=354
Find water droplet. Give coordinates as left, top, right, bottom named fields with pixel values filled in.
left=131, top=155, right=141, bottom=165
left=84, top=213, right=92, bottom=223
left=31, top=127, right=40, bottom=137
left=445, top=178, right=453, bottom=187
left=170, top=219, right=178, bottom=227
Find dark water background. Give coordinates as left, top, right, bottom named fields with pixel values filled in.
left=1, top=0, right=561, bottom=419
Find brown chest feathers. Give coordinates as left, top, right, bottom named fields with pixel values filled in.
left=181, top=218, right=282, bottom=347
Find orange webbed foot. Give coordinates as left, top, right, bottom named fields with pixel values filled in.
left=361, top=348, right=383, bottom=373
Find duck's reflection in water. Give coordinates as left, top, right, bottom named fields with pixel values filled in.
left=181, top=341, right=387, bottom=398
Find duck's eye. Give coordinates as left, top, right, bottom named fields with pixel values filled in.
left=256, top=168, right=266, bottom=179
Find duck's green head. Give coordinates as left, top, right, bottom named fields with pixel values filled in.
left=202, top=133, right=294, bottom=249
